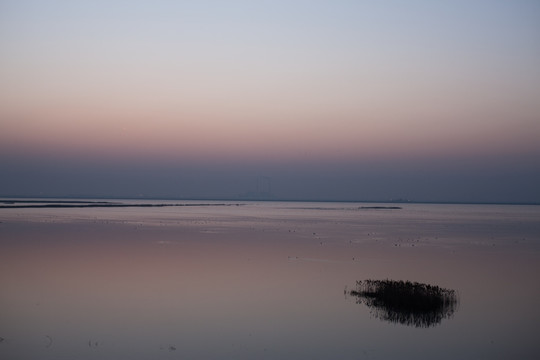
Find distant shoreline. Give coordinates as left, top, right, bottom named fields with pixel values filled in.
left=0, top=200, right=242, bottom=209
left=0, top=197, right=538, bottom=207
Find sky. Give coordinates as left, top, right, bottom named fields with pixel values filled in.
left=1, top=0, right=539, bottom=203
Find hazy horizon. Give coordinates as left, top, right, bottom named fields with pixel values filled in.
left=1, top=1, right=539, bottom=203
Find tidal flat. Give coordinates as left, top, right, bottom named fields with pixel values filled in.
left=0, top=200, right=539, bottom=359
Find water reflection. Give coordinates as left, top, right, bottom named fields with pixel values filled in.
left=349, top=279, right=459, bottom=328
left=1, top=202, right=539, bottom=359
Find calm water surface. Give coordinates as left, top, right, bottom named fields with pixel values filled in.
left=1, top=201, right=539, bottom=359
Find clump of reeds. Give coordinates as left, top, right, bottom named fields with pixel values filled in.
left=350, top=279, right=459, bottom=328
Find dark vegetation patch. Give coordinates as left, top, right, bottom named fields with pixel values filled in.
left=349, top=279, right=458, bottom=328
left=288, top=206, right=402, bottom=211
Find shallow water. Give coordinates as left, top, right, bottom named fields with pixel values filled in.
left=1, top=201, right=539, bottom=359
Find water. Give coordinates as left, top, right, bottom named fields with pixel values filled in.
left=1, top=200, right=539, bottom=359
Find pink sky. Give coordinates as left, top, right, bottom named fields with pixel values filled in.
left=1, top=1, right=539, bottom=201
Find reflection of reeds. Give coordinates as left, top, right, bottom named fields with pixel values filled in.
left=350, top=279, right=459, bottom=328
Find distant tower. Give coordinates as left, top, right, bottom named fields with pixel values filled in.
left=256, top=176, right=271, bottom=196
left=240, top=176, right=274, bottom=200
